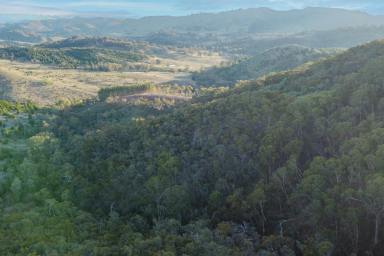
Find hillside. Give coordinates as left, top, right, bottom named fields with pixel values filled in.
left=2, top=39, right=384, bottom=255
left=0, top=23, right=43, bottom=43
left=192, top=45, right=340, bottom=86
left=0, top=36, right=225, bottom=74
left=39, top=36, right=171, bottom=56
left=0, top=46, right=145, bottom=70
left=40, top=36, right=144, bottom=50
left=0, top=37, right=154, bottom=70
left=64, top=39, right=384, bottom=255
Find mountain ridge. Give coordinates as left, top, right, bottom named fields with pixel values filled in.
left=3, top=7, right=384, bottom=43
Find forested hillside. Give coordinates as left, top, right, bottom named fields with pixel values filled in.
left=39, top=36, right=171, bottom=56
left=0, top=46, right=145, bottom=70
left=0, top=36, right=221, bottom=73
left=3, top=39, right=384, bottom=255
left=192, top=45, right=339, bottom=86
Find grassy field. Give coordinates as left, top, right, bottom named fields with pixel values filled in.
left=0, top=51, right=225, bottom=106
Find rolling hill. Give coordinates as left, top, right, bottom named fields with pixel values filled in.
left=192, top=45, right=340, bottom=86
left=0, top=37, right=224, bottom=72
left=39, top=36, right=170, bottom=56
left=0, top=46, right=145, bottom=70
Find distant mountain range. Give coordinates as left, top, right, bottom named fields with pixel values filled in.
left=2, top=7, right=384, bottom=44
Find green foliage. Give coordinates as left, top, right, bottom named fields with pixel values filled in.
left=0, top=46, right=145, bottom=70
left=0, top=100, right=37, bottom=115
left=47, top=39, right=384, bottom=255
left=98, top=83, right=155, bottom=101
left=193, top=45, right=339, bottom=86
left=98, top=83, right=195, bottom=103
left=6, top=39, right=384, bottom=255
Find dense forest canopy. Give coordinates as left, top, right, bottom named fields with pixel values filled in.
left=2, top=38, right=384, bottom=255
left=0, top=46, right=144, bottom=69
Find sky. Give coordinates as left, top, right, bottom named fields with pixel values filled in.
left=1, top=0, right=384, bottom=22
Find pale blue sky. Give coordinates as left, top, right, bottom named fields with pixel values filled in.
left=1, top=0, right=384, bottom=22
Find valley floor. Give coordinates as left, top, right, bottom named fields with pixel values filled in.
left=0, top=51, right=225, bottom=106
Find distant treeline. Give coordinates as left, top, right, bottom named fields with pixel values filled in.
left=0, top=46, right=145, bottom=70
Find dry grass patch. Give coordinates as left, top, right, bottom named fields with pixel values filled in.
left=0, top=50, right=226, bottom=106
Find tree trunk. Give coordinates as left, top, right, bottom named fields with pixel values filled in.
left=259, top=202, right=266, bottom=235
left=374, top=214, right=380, bottom=245
left=354, top=223, right=359, bottom=254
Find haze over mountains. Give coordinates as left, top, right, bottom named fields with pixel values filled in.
left=2, top=7, right=384, bottom=43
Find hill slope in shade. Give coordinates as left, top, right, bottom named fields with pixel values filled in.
left=193, top=45, right=341, bottom=86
